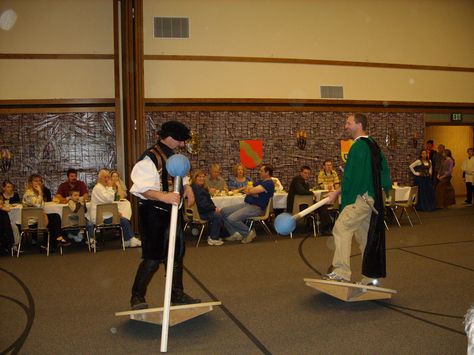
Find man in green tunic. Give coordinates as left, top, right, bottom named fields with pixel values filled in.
left=324, top=114, right=392, bottom=285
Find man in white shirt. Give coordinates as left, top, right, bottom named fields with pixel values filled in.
left=129, top=121, right=200, bottom=310
left=89, top=170, right=141, bottom=248
left=462, top=147, right=474, bottom=205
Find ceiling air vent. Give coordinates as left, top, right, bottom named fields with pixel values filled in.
left=320, top=86, right=344, bottom=99
left=154, top=17, right=189, bottom=38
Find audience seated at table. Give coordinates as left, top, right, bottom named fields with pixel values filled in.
left=88, top=169, right=141, bottom=248
left=435, top=149, right=456, bottom=209
left=221, top=164, right=275, bottom=244
left=228, top=163, right=251, bottom=192
left=2, top=180, right=21, bottom=204
left=409, top=149, right=435, bottom=211
left=204, top=163, right=228, bottom=196
left=55, top=168, right=89, bottom=203
left=191, top=170, right=224, bottom=246
left=317, top=159, right=340, bottom=191
left=0, top=197, right=15, bottom=254
left=23, top=174, right=71, bottom=249
left=110, top=170, right=127, bottom=200
left=287, top=165, right=333, bottom=235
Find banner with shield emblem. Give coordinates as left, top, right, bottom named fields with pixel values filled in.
left=240, top=140, right=263, bottom=169
left=340, top=139, right=354, bottom=163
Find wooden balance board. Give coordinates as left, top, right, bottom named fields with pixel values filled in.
left=115, top=301, right=222, bottom=326
left=304, top=278, right=397, bottom=302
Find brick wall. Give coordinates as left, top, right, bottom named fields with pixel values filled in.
left=0, top=112, right=117, bottom=196
left=146, top=111, right=425, bottom=189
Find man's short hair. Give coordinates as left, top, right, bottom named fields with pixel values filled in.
left=261, top=164, right=273, bottom=177
left=323, top=159, right=332, bottom=166
left=353, top=113, right=368, bottom=130
left=67, top=168, right=77, bottom=176
left=427, top=140, right=434, bottom=145
left=300, top=165, right=311, bottom=172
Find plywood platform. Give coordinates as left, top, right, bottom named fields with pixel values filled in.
left=115, top=301, right=222, bottom=326
left=304, top=278, right=397, bottom=302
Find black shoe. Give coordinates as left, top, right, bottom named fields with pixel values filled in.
left=130, top=296, right=148, bottom=310
left=171, top=292, right=201, bottom=306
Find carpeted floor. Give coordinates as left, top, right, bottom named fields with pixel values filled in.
left=1, top=202, right=473, bottom=354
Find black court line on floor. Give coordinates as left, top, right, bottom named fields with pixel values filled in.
left=184, top=266, right=272, bottom=355
left=397, top=248, right=474, bottom=272
left=0, top=267, right=36, bottom=354
left=297, top=236, right=466, bottom=336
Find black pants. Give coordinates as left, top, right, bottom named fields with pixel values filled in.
left=466, top=182, right=473, bottom=203
left=131, top=200, right=186, bottom=300
left=0, top=210, right=14, bottom=249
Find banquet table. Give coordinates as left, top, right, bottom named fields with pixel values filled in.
left=8, top=200, right=132, bottom=225
left=211, top=191, right=288, bottom=210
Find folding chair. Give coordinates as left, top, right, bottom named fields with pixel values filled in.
left=183, top=200, right=208, bottom=247
left=16, top=207, right=50, bottom=257
left=247, top=198, right=273, bottom=238
left=396, top=186, right=421, bottom=227
left=292, top=195, right=317, bottom=238
left=93, top=203, right=125, bottom=253
left=61, top=205, right=90, bottom=252
left=384, top=189, right=401, bottom=227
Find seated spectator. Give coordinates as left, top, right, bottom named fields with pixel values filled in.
left=287, top=165, right=333, bottom=235
left=65, top=189, right=87, bottom=243
left=271, top=177, right=284, bottom=192
left=221, top=164, right=275, bottom=244
left=435, top=149, right=456, bottom=208
left=55, top=168, right=89, bottom=203
left=2, top=180, right=20, bottom=204
left=191, top=170, right=224, bottom=246
left=409, top=149, right=435, bottom=211
left=204, top=164, right=228, bottom=196
left=88, top=169, right=141, bottom=248
left=23, top=174, right=70, bottom=249
left=317, top=159, right=340, bottom=190
left=228, top=163, right=251, bottom=192
left=110, top=170, right=127, bottom=200
left=0, top=197, right=15, bottom=254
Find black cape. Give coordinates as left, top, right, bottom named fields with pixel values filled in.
left=360, top=137, right=386, bottom=278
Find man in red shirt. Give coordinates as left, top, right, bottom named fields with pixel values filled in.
left=55, top=168, right=89, bottom=203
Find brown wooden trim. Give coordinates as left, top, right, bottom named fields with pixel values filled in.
left=144, top=98, right=474, bottom=114
left=0, top=107, right=115, bottom=114
left=0, top=53, right=114, bottom=60
left=113, top=0, right=124, bottom=178
left=0, top=98, right=115, bottom=105
left=144, top=54, right=474, bottom=73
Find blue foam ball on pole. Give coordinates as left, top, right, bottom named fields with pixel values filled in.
left=274, top=213, right=296, bottom=235
left=166, top=154, right=190, bottom=177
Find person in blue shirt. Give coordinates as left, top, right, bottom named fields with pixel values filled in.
left=221, top=164, right=275, bottom=244
left=228, top=163, right=251, bottom=192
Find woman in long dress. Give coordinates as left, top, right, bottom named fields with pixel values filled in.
left=435, top=149, right=456, bottom=208
left=409, top=149, right=436, bottom=211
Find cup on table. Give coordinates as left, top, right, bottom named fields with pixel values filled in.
left=393, top=181, right=398, bottom=187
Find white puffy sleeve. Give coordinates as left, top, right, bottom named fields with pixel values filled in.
left=129, top=156, right=162, bottom=200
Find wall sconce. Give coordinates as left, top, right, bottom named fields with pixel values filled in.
left=185, top=130, right=201, bottom=155
left=296, top=130, right=307, bottom=150
left=412, top=132, right=418, bottom=149
left=0, top=149, right=13, bottom=173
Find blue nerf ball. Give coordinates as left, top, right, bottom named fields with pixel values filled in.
left=166, top=154, right=190, bottom=177
left=274, top=213, right=296, bottom=235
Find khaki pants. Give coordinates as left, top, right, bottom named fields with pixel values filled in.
left=332, top=193, right=373, bottom=281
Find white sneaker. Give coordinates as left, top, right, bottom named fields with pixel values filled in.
left=126, top=237, right=142, bottom=248
left=207, top=238, right=224, bottom=246
left=241, top=229, right=256, bottom=244
left=225, top=232, right=243, bottom=241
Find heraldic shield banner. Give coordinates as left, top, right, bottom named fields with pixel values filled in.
left=240, top=140, right=263, bottom=168
left=340, top=139, right=354, bottom=163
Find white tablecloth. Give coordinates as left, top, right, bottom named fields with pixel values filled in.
left=8, top=200, right=132, bottom=225
left=212, top=192, right=287, bottom=210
